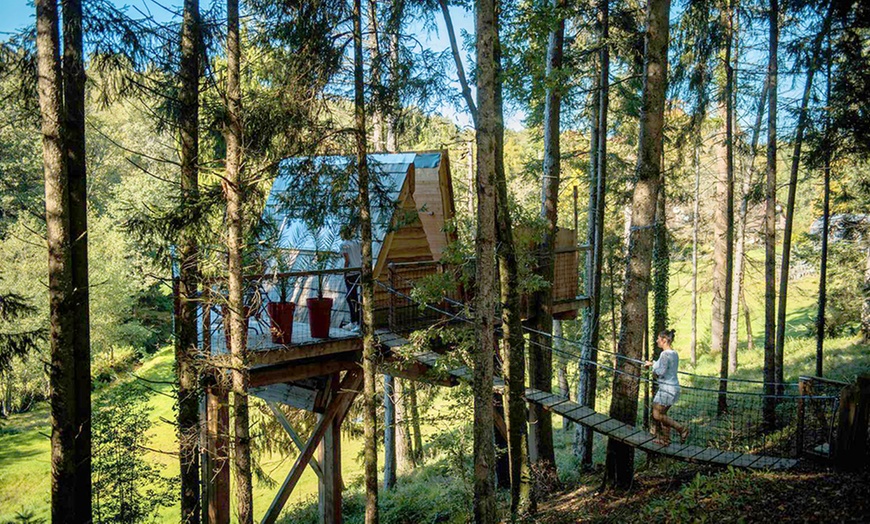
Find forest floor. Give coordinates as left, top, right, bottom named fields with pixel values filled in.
left=536, top=461, right=870, bottom=523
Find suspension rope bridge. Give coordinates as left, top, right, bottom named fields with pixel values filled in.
left=374, top=278, right=843, bottom=470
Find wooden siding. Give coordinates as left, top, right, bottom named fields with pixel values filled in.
left=412, top=151, right=457, bottom=262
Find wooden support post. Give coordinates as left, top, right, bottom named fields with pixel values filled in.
left=206, top=384, right=230, bottom=524
left=835, top=375, right=870, bottom=470
left=262, top=369, right=363, bottom=524
left=797, top=378, right=808, bottom=457
left=388, top=263, right=397, bottom=332
left=319, top=373, right=343, bottom=524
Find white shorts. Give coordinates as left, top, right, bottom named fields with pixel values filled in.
left=653, top=383, right=680, bottom=407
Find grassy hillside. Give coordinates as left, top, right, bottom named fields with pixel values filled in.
left=0, top=347, right=373, bottom=523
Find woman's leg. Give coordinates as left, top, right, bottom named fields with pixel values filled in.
left=652, top=404, right=671, bottom=444
left=657, top=405, right=686, bottom=436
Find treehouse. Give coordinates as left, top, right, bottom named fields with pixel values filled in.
left=200, top=150, right=585, bottom=524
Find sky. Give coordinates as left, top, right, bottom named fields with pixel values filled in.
left=0, top=0, right=499, bottom=130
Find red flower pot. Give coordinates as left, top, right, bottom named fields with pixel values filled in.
left=307, top=297, right=333, bottom=339
left=268, top=301, right=296, bottom=345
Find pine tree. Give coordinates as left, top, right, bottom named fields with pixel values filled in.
left=604, top=0, right=670, bottom=489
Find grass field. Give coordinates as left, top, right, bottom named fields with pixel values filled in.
left=1, top=248, right=867, bottom=523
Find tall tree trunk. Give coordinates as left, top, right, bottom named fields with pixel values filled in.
left=408, top=380, right=423, bottom=464
left=473, top=1, right=499, bottom=521
left=394, top=378, right=415, bottom=472
left=652, top=172, right=668, bottom=341
left=36, top=1, right=78, bottom=519
left=604, top=0, right=670, bottom=489
left=715, top=0, right=736, bottom=415
left=354, top=1, right=379, bottom=521
left=61, top=0, right=92, bottom=517
left=863, top=246, right=870, bottom=344
left=577, top=0, right=608, bottom=467
left=367, top=0, right=384, bottom=151
left=528, top=0, right=566, bottom=483
left=385, top=0, right=404, bottom=151
left=730, top=70, right=769, bottom=373
left=178, top=1, right=202, bottom=521
left=690, top=142, right=700, bottom=366
left=763, top=0, right=778, bottom=429
left=383, top=375, right=396, bottom=489
left=815, top=43, right=832, bottom=377
left=494, top=10, right=535, bottom=515
left=225, top=1, right=252, bottom=522
left=775, top=0, right=834, bottom=391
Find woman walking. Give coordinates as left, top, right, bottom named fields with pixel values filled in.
left=644, top=329, right=690, bottom=446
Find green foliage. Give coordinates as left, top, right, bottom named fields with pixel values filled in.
left=92, top=384, right=176, bottom=524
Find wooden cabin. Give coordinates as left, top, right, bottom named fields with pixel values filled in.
left=200, top=150, right=585, bottom=524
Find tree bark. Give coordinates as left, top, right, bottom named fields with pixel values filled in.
left=763, top=0, right=778, bottom=429
left=775, top=0, right=835, bottom=391
left=385, top=0, right=404, bottom=151
left=473, top=1, right=499, bottom=521
left=730, top=70, right=768, bottom=374
left=604, top=0, right=670, bottom=489
left=383, top=375, right=396, bottom=490
left=354, top=0, right=379, bottom=521
left=577, top=0, right=608, bottom=468
left=690, top=142, right=700, bottom=367
left=60, top=0, right=92, bottom=517
left=367, top=0, right=384, bottom=151
left=408, top=380, right=423, bottom=464
left=492, top=5, right=535, bottom=513
left=394, top=378, right=415, bottom=472
left=652, top=172, right=668, bottom=341
left=225, top=1, right=252, bottom=522
left=816, top=44, right=832, bottom=377
left=178, top=1, right=202, bottom=521
left=716, top=0, right=735, bottom=415
left=528, top=0, right=566, bottom=486
left=36, top=0, right=78, bottom=519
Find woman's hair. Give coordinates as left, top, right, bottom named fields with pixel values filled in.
left=657, top=328, right=676, bottom=345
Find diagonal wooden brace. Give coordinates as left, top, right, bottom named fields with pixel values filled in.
left=261, top=369, right=363, bottom=524
left=265, top=401, right=323, bottom=479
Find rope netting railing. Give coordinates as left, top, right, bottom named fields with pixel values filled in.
left=376, top=271, right=842, bottom=460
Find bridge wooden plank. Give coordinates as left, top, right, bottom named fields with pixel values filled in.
left=672, top=444, right=708, bottom=460
left=576, top=412, right=609, bottom=428
left=718, top=452, right=756, bottom=468
left=639, top=439, right=669, bottom=453
left=524, top=389, right=549, bottom=403
left=769, top=458, right=798, bottom=470
left=659, top=442, right=695, bottom=458
left=748, top=456, right=781, bottom=469
left=561, top=405, right=595, bottom=421
left=622, top=429, right=657, bottom=448
left=550, top=401, right=580, bottom=416
left=687, top=447, right=724, bottom=462
left=607, top=425, right=635, bottom=441
left=593, top=418, right=625, bottom=434
left=449, top=366, right=473, bottom=381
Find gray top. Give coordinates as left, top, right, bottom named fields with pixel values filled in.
left=652, top=349, right=680, bottom=386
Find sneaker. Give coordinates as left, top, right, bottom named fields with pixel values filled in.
left=349, top=323, right=360, bottom=333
